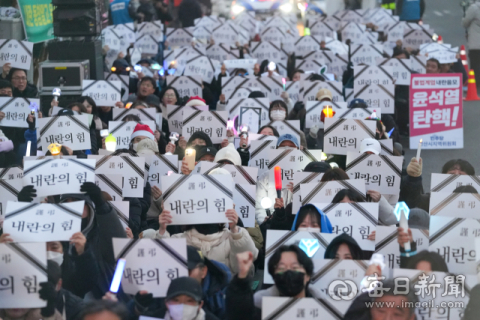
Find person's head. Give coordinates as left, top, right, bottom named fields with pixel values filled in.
left=292, top=204, right=331, bottom=232
left=187, top=131, right=213, bottom=148
left=136, top=138, right=159, bottom=156
left=331, top=189, right=365, bottom=203
left=426, top=58, right=441, bottom=74
left=145, top=94, right=161, bottom=110
left=165, top=277, right=204, bottom=320
left=46, top=241, right=64, bottom=266
left=453, top=185, right=478, bottom=193
left=187, top=246, right=208, bottom=284
left=0, top=80, right=13, bottom=97
left=276, top=134, right=300, bottom=149
left=78, top=96, right=98, bottom=115
left=234, top=68, right=248, bottom=76
left=248, top=91, right=266, bottom=99
left=324, top=233, right=363, bottom=259
left=214, top=143, right=242, bottom=165
left=195, top=145, right=217, bottom=162
left=316, top=88, right=333, bottom=102
left=258, top=125, right=280, bottom=137
left=370, top=279, right=417, bottom=320
left=253, top=63, right=260, bottom=74
left=405, top=250, right=449, bottom=272
left=160, top=86, right=180, bottom=106
left=76, top=300, right=129, bottom=320
left=130, top=123, right=155, bottom=151
left=269, top=100, right=288, bottom=121
left=303, top=161, right=332, bottom=173
left=320, top=168, right=349, bottom=181
left=442, top=159, right=475, bottom=175
left=121, top=114, right=142, bottom=122
left=138, top=77, right=156, bottom=98
left=268, top=245, right=314, bottom=297
left=292, top=69, right=304, bottom=82
left=67, top=102, right=87, bottom=114
left=360, top=138, right=381, bottom=155
left=440, top=63, right=452, bottom=73
left=8, top=68, right=28, bottom=92
left=348, top=98, right=368, bottom=109
left=185, top=96, right=207, bottom=107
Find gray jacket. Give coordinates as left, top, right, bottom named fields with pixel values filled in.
left=463, top=3, right=480, bottom=50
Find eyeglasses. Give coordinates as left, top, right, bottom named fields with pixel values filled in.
left=164, top=94, right=176, bottom=98
left=12, top=77, right=27, bottom=81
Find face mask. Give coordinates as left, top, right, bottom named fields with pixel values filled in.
left=132, top=143, right=139, bottom=151
left=47, top=251, right=64, bottom=266
left=270, top=110, right=286, bottom=121
left=195, top=224, right=220, bottom=235
left=273, top=270, right=305, bottom=297
left=168, top=304, right=199, bottom=320
left=297, top=227, right=321, bottom=232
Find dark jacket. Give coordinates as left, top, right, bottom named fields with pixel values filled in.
left=125, top=182, right=152, bottom=236
left=178, top=0, right=202, bottom=27
left=202, top=259, right=232, bottom=319
left=287, top=102, right=306, bottom=131
left=137, top=2, right=158, bottom=22
left=12, top=83, right=38, bottom=98
left=55, top=288, right=85, bottom=320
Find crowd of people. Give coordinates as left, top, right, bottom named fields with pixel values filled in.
left=0, top=0, right=479, bottom=320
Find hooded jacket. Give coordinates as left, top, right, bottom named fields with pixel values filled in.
left=176, top=131, right=214, bottom=159
left=59, top=193, right=127, bottom=298
left=291, top=204, right=333, bottom=232
left=324, top=233, right=364, bottom=260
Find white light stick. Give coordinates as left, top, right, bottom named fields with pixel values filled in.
left=394, top=202, right=411, bottom=256
left=165, top=132, right=179, bottom=155
left=227, top=119, right=235, bottom=144
left=110, top=258, right=127, bottom=293
left=416, top=139, right=423, bottom=162
left=52, top=88, right=61, bottom=101
left=25, top=141, right=31, bottom=156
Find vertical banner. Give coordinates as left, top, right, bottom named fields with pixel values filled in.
left=17, top=0, right=54, bottom=43
left=409, top=73, right=463, bottom=149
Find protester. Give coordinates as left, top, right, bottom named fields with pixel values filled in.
left=463, top=1, right=480, bottom=87
left=0, top=79, right=13, bottom=96
left=5, top=67, right=37, bottom=98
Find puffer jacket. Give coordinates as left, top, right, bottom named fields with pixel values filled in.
left=463, top=2, right=480, bottom=50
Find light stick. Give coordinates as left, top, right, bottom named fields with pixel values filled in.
left=416, top=139, right=423, bottom=162
left=394, top=202, right=411, bottom=256
left=26, top=141, right=31, bottom=156
left=282, top=78, right=286, bottom=91
left=109, top=258, right=126, bottom=293
left=274, top=166, right=282, bottom=198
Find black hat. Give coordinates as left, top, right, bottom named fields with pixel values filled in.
left=57, top=108, right=74, bottom=116
left=195, top=145, right=217, bottom=161
left=304, top=161, right=331, bottom=173
left=166, top=277, right=203, bottom=303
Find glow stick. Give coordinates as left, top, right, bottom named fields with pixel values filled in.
left=109, top=258, right=126, bottom=293
left=274, top=166, right=282, bottom=198
left=416, top=139, right=423, bottom=162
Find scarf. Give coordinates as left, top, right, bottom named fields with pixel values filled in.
left=185, top=228, right=226, bottom=255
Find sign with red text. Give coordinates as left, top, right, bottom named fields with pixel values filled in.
left=409, top=74, right=463, bottom=149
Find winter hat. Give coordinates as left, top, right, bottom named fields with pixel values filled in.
left=348, top=99, right=368, bottom=108
left=208, top=168, right=231, bottom=176
left=408, top=208, right=430, bottom=230
left=304, top=161, right=331, bottom=173
left=360, top=138, right=381, bottom=155
left=166, top=277, right=203, bottom=303
left=214, top=144, right=242, bottom=166
left=131, top=123, right=155, bottom=141
left=145, top=94, right=161, bottom=108
left=277, top=134, right=299, bottom=149
left=316, top=88, right=333, bottom=101
left=196, top=145, right=217, bottom=161
left=136, top=138, right=159, bottom=155
left=185, top=96, right=206, bottom=107
left=57, top=108, right=75, bottom=116
left=187, top=131, right=213, bottom=147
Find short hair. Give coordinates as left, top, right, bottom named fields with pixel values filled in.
left=374, top=279, right=418, bottom=315
left=453, top=185, right=478, bottom=193
left=140, top=76, right=157, bottom=89
left=293, top=69, right=305, bottom=74
left=405, top=250, right=449, bottom=272
left=67, top=102, right=87, bottom=113
left=331, top=189, right=365, bottom=203
left=320, top=168, right=350, bottom=181
left=248, top=91, right=266, bottom=98
left=427, top=58, right=441, bottom=69
left=269, top=100, right=289, bottom=118
left=122, top=114, right=141, bottom=122
left=257, top=125, right=280, bottom=137
left=268, top=245, right=314, bottom=278
left=6, top=68, right=27, bottom=82
left=441, top=159, right=475, bottom=175
left=77, top=96, right=98, bottom=115
left=0, top=80, right=13, bottom=90
left=293, top=204, right=323, bottom=231
left=76, top=300, right=129, bottom=320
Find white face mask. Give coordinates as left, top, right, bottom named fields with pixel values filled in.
left=132, top=143, right=139, bottom=151
left=47, top=251, right=64, bottom=266
left=270, top=110, right=286, bottom=121
left=298, top=227, right=321, bottom=232
left=168, top=304, right=199, bottom=320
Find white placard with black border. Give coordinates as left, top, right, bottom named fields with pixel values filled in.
left=429, top=192, right=480, bottom=219
left=37, top=115, right=91, bottom=151
left=249, top=139, right=278, bottom=178
left=0, top=166, right=23, bottom=217
left=181, top=110, right=228, bottom=144
left=196, top=162, right=258, bottom=186
left=166, top=76, right=203, bottom=99
left=300, top=179, right=367, bottom=206
left=323, top=118, right=376, bottom=155
left=166, top=104, right=208, bottom=133
left=261, top=296, right=339, bottom=320
left=233, top=183, right=256, bottom=228
left=104, top=73, right=129, bottom=102
left=430, top=174, right=480, bottom=193
left=95, top=173, right=123, bottom=201
left=225, top=98, right=270, bottom=126
left=82, top=80, right=122, bottom=107
left=0, top=97, right=39, bottom=128
left=265, top=120, right=301, bottom=144
left=0, top=39, right=33, bottom=69
left=183, top=55, right=220, bottom=84
left=109, top=201, right=130, bottom=229
left=303, top=81, right=344, bottom=103
left=239, top=106, right=262, bottom=134
left=108, top=120, right=156, bottom=149
left=165, top=27, right=195, bottom=48
left=354, top=65, right=394, bottom=87
left=292, top=171, right=325, bottom=214
left=376, top=58, right=413, bottom=86
left=147, top=154, right=179, bottom=190
left=350, top=44, right=384, bottom=65
left=354, top=83, right=395, bottom=114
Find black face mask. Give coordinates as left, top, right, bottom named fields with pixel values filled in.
left=194, top=224, right=220, bottom=235
left=273, top=270, right=306, bottom=297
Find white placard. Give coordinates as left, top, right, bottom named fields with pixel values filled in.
left=166, top=75, right=203, bottom=99
left=108, top=120, right=156, bottom=149
left=95, top=174, right=123, bottom=201
left=223, top=59, right=257, bottom=70
left=239, top=106, right=262, bottom=134
left=37, top=115, right=91, bottom=151
left=0, top=166, right=23, bottom=217
left=354, top=65, right=394, bottom=87
left=262, top=297, right=338, bottom=320
left=430, top=174, right=480, bottom=193
left=430, top=192, right=480, bottom=219
left=109, top=201, right=130, bottom=228
left=340, top=21, right=367, bottom=44
left=0, top=39, right=33, bottom=69
left=181, top=110, right=228, bottom=144
left=309, top=21, right=337, bottom=39
left=23, top=158, right=96, bottom=197
left=166, top=105, right=208, bottom=132
left=113, top=238, right=188, bottom=297
left=82, top=80, right=122, bottom=107
left=375, top=225, right=429, bottom=269
left=303, top=80, right=344, bottom=103
left=183, top=55, right=219, bottom=84
left=376, top=58, right=412, bottom=86
left=354, top=83, right=395, bottom=114
left=161, top=174, right=233, bottom=225
left=147, top=154, right=179, bottom=189
left=429, top=216, right=480, bottom=275
left=266, top=120, right=301, bottom=144
left=305, top=101, right=380, bottom=129
left=233, top=183, right=256, bottom=228
left=300, top=179, right=367, bottom=205
left=89, top=155, right=145, bottom=198
left=250, top=41, right=285, bottom=62
left=248, top=139, right=278, bottom=178
left=166, top=27, right=195, bottom=48
left=104, top=73, right=129, bottom=102
left=350, top=44, right=384, bottom=65
left=292, top=172, right=325, bottom=214
left=323, top=118, right=376, bottom=155
left=0, top=97, right=39, bottom=128
left=224, top=98, right=270, bottom=126
left=315, top=202, right=378, bottom=250
left=403, top=28, right=434, bottom=49
left=295, top=35, right=322, bottom=57
left=196, top=162, right=258, bottom=186
left=4, top=201, right=83, bottom=242
left=0, top=243, right=47, bottom=308
left=136, top=21, right=164, bottom=39
left=345, top=152, right=403, bottom=194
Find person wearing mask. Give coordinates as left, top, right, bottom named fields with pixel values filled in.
left=108, top=0, right=138, bottom=25
left=0, top=79, right=13, bottom=96
left=5, top=68, right=37, bottom=98
left=426, top=58, right=441, bottom=74
left=237, top=125, right=280, bottom=166
left=226, top=246, right=314, bottom=320
left=268, top=100, right=307, bottom=148
left=175, top=131, right=214, bottom=171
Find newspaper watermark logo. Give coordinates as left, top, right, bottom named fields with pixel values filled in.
left=327, top=273, right=466, bottom=301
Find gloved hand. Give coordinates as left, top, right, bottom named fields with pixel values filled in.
left=27, top=113, right=36, bottom=131
left=18, top=185, right=37, bottom=202
left=406, top=157, right=422, bottom=177
left=134, top=291, right=153, bottom=312
left=80, top=182, right=105, bottom=207
left=39, top=282, right=57, bottom=317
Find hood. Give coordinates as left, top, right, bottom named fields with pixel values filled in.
left=59, top=193, right=96, bottom=235
left=291, top=204, right=333, bottom=233
left=187, top=131, right=213, bottom=148
left=214, top=143, right=242, bottom=166
left=203, top=259, right=231, bottom=295
left=324, top=233, right=363, bottom=259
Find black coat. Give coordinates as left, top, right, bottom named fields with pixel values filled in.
left=55, top=289, right=85, bottom=320
left=12, top=83, right=38, bottom=98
